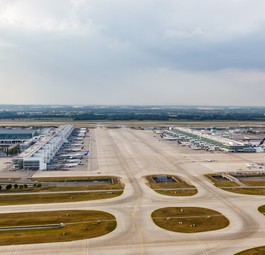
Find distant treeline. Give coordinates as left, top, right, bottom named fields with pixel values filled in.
left=1, top=110, right=265, bottom=121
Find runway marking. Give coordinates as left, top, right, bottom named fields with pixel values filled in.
left=131, top=191, right=145, bottom=255
left=66, top=219, right=117, bottom=225
left=107, top=129, right=146, bottom=254
left=192, top=234, right=209, bottom=255
left=84, top=239, right=89, bottom=255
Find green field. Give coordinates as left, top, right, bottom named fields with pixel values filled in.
left=0, top=176, right=124, bottom=194
left=31, top=176, right=120, bottom=183
left=0, top=191, right=123, bottom=206
left=0, top=184, right=123, bottom=193
left=240, top=180, right=265, bottom=186
left=235, top=246, right=265, bottom=255
left=258, top=205, right=265, bottom=214
left=206, top=174, right=265, bottom=195
left=222, top=188, right=265, bottom=196
left=0, top=210, right=116, bottom=245
left=205, top=174, right=239, bottom=187
left=155, top=189, right=197, bottom=196
left=152, top=207, right=229, bottom=233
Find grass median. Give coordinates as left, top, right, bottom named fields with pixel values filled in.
left=152, top=207, right=229, bottom=233
left=0, top=210, right=116, bottom=245
left=0, top=190, right=123, bottom=206
left=235, top=246, right=265, bottom=255
left=155, top=189, right=197, bottom=196
left=222, top=188, right=265, bottom=196
left=206, top=174, right=265, bottom=196
left=31, top=176, right=120, bottom=183
left=0, top=184, right=123, bottom=193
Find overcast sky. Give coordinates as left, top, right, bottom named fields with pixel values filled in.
left=0, top=0, right=265, bottom=106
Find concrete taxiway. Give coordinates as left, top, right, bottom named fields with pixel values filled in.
left=1, top=127, right=265, bottom=255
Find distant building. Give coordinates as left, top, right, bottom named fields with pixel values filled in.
left=0, top=129, right=37, bottom=143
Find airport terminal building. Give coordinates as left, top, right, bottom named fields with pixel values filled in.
left=13, top=125, right=74, bottom=170
left=170, top=127, right=255, bottom=152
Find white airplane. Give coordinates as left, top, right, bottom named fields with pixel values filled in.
left=72, top=137, right=83, bottom=140
left=246, top=163, right=254, bottom=168
left=77, top=133, right=86, bottom=137
left=65, top=159, right=82, bottom=163
left=204, top=159, right=216, bottom=162
left=63, top=148, right=82, bottom=152
left=62, top=163, right=81, bottom=168
left=71, top=143, right=84, bottom=146
left=163, top=136, right=178, bottom=141
left=60, top=152, right=89, bottom=159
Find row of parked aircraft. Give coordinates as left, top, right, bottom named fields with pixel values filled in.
left=49, top=128, right=89, bottom=169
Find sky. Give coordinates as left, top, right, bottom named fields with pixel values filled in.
left=0, top=0, right=265, bottom=106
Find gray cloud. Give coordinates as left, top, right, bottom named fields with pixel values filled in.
left=0, top=0, right=265, bottom=105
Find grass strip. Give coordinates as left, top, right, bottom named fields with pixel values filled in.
left=31, top=176, right=119, bottom=183
left=152, top=207, right=229, bottom=233
left=0, top=191, right=123, bottom=205
left=0, top=210, right=116, bottom=245
left=0, top=184, right=123, bottom=193
left=205, top=174, right=239, bottom=187
left=155, top=189, right=198, bottom=196
left=235, top=246, right=265, bottom=255
left=222, top=188, right=265, bottom=196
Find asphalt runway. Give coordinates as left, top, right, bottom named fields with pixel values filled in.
left=1, top=127, right=265, bottom=255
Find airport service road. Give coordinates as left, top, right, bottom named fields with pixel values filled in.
left=1, top=128, right=265, bottom=255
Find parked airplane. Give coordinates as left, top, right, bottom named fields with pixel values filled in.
left=163, top=136, right=178, bottom=141
left=63, top=148, right=82, bottom=152
left=60, top=152, right=89, bottom=159
left=246, top=163, right=254, bottom=168
left=204, top=159, right=216, bottom=162
left=62, top=163, right=81, bottom=168
left=65, top=159, right=82, bottom=163
left=71, top=143, right=84, bottom=146
left=72, top=137, right=83, bottom=141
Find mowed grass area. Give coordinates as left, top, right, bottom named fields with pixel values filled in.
left=206, top=174, right=265, bottom=195
left=205, top=174, right=239, bottom=187
left=222, top=188, right=265, bottom=196
left=0, top=176, right=124, bottom=196
left=0, top=178, right=20, bottom=181
left=240, top=180, right=265, bottom=186
left=155, top=189, right=197, bottom=196
left=258, top=205, right=265, bottom=214
left=235, top=246, right=265, bottom=255
left=0, top=191, right=123, bottom=206
left=0, top=185, right=122, bottom=193
left=0, top=210, right=116, bottom=245
left=31, top=176, right=120, bottom=183
left=152, top=207, right=229, bottom=233
left=24, top=176, right=124, bottom=192
left=146, top=175, right=197, bottom=197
